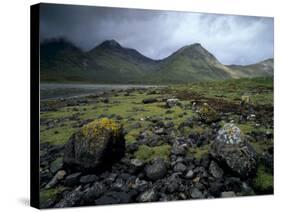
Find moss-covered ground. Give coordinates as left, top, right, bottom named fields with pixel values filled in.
left=40, top=77, right=273, bottom=155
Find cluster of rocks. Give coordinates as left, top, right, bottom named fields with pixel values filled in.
left=39, top=91, right=273, bottom=208
left=39, top=111, right=272, bottom=208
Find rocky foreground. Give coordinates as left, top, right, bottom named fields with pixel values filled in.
left=39, top=78, right=273, bottom=208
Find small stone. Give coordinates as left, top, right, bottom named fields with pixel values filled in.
left=185, top=170, right=194, bottom=179
left=221, top=191, right=236, bottom=198
left=145, top=158, right=167, bottom=181
left=80, top=174, right=98, bottom=184
left=209, top=161, right=224, bottom=178
left=45, top=170, right=66, bottom=189
left=190, top=187, right=204, bottom=199
left=174, top=163, right=187, bottom=173
left=131, top=159, right=144, bottom=167
left=112, top=178, right=125, bottom=191
left=155, top=128, right=164, bottom=135
left=95, top=195, right=119, bottom=205
left=172, top=142, right=186, bottom=156
left=50, top=157, right=63, bottom=174
left=137, top=189, right=158, bottom=202
left=83, top=182, right=106, bottom=203
left=64, top=172, right=81, bottom=187
left=55, top=186, right=83, bottom=208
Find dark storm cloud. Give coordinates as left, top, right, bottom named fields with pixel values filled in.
left=40, top=3, right=273, bottom=65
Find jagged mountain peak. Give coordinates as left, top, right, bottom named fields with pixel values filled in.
left=168, top=42, right=218, bottom=63
left=97, top=39, right=122, bottom=49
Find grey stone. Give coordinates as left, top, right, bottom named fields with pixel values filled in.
left=221, top=191, right=236, bottom=198
left=209, top=161, right=224, bottom=178
left=50, top=157, right=63, bottom=174
left=166, top=98, right=180, bottom=108
left=83, top=182, right=106, bottom=203
left=190, top=187, right=204, bottom=199
left=185, top=170, right=194, bottom=179
left=145, top=158, right=167, bottom=181
left=174, top=163, right=187, bottom=172
left=137, top=189, right=158, bottom=202
left=45, top=170, right=66, bottom=189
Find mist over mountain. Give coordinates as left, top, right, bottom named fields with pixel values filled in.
left=40, top=38, right=273, bottom=84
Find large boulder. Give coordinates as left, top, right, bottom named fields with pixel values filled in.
left=63, top=118, right=125, bottom=172
left=210, top=123, right=257, bottom=178
left=198, top=103, right=219, bottom=123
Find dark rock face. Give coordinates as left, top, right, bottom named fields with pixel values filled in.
left=145, top=158, right=167, bottom=181
left=95, top=191, right=135, bottom=205
left=64, top=172, right=82, bottom=187
left=142, top=98, right=157, bottom=104
left=63, top=118, right=125, bottom=172
left=210, top=141, right=257, bottom=178
left=80, top=174, right=98, bottom=184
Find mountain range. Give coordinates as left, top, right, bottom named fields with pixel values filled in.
left=40, top=38, right=274, bottom=84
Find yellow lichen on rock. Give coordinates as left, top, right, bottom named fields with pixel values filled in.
left=241, top=95, right=251, bottom=104
left=81, top=118, right=121, bottom=138
left=198, top=103, right=219, bottom=123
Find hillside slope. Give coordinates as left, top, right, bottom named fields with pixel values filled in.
left=40, top=38, right=274, bottom=83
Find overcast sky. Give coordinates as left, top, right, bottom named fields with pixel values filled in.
left=40, top=4, right=274, bottom=65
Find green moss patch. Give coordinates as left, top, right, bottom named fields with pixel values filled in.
left=134, top=144, right=171, bottom=162
left=188, top=144, right=210, bottom=159
left=40, top=187, right=64, bottom=207
left=40, top=122, right=76, bottom=145
left=253, top=164, right=273, bottom=194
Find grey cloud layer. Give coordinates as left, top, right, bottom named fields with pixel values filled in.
left=40, top=4, right=273, bottom=65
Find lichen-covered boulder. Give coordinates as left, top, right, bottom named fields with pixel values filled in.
left=63, top=118, right=125, bottom=172
left=198, top=103, right=219, bottom=123
left=166, top=98, right=180, bottom=108
left=210, top=123, right=257, bottom=178
left=216, top=123, right=243, bottom=144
